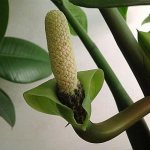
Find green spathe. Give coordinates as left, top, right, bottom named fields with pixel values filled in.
left=24, top=69, right=104, bottom=130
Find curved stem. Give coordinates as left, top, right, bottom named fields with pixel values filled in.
left=74, top=96, right=150, bottom=143
left=100, top=8, right=150, bottom=96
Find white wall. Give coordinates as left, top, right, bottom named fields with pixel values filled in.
left=0, top=0, right=150, bottom=149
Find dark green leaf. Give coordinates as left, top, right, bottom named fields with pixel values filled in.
left=69, top=0, right=150, bottom=8
left=118, top=7, right=128, bottom=20
left=138, top=31, right=150, bottom=94
left=0, top=37, right=52, bottom=83
left=24, top=69, right=104, bottom=130
left=0, top=0, right=9, bottom=42
left=138, top=31, right=150, bottom=58
left=63, top=0, right=88, bottom=36
left=142, top=14, right=150, bottom=25
left=0, top=89, right=15, bottom=127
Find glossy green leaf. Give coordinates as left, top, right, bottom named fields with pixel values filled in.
left=142, top=14, right=150, bottom=25
left=0, top=89, right=15, bottom=127
left=0, top=37, right=52, bottom=83
left=0, top=0, right=9, bottom=42
left=138, top=31, right=150, bottom=58
left=63, top=0, right=88, bottom=36
left=69, top=0, right=150, bottom=8
left=118, top=7, right=128, bottom=20
left=24, top=69, right=104, bottom=130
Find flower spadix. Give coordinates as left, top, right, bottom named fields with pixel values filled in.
left=45, top=10, right=86, bottom=124
left=45, top=10, right=78, bottom=94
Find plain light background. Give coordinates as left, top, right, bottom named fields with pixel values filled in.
left=0, top=0, right=150, bottom=150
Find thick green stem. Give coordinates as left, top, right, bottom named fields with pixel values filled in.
left=51, top=0, right=150, bottom=148
left=74, top=96, right=150, bottom=144
left=100, top=8, right=150, bottom=96
left=99, top=9, right=150, bottom=148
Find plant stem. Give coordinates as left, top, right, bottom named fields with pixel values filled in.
left=74, top=96, right=150, bottom=144
left=51, top=0, right=150, bottom=148
left=99, top=9, right=150, bottom=148
left=100, top=8, right=150, bottom=96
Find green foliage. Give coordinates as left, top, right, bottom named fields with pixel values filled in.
left=138, top=31, right=150, bottom=58
left=118, top=7, right=128, bottom=20
left=24, top=69, right=104, bottom=130
left=100, top=8, right=150, bottom=96
left=138, top=31, right=150, bottom=92
left=0, top=89, right=15, bottom=127
left=63, top=0, right=88, bottom=35
left=69, top=0, right=150, bottom=8
left=0, top=37, right=52, bottom=83
left=142, top=14, right=150, bottom=25
left=0, top=0, right=9, bottom=42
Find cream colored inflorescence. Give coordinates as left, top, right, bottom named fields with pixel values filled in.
left=45, top=10, right=78, bottom=95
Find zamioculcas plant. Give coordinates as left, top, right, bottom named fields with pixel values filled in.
left=0, top=0, right=149, bottom=149
left=24, top=7, right=150, bottom=149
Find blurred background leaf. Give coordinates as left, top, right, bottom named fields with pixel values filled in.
left=118, top=7, right=128, bottom=20
left=0, top=0, right=9, bottom=42
left=63, top=0, right=88, bottom=36
left=138, top=31, right=150, bottom=95
left=138, top=31, right=150, bottom=58
left=142, top=14, right=150, bottom=25
left=0, top=89, right=15, bottom=127
left=0, top=37, right=52, bottom=83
